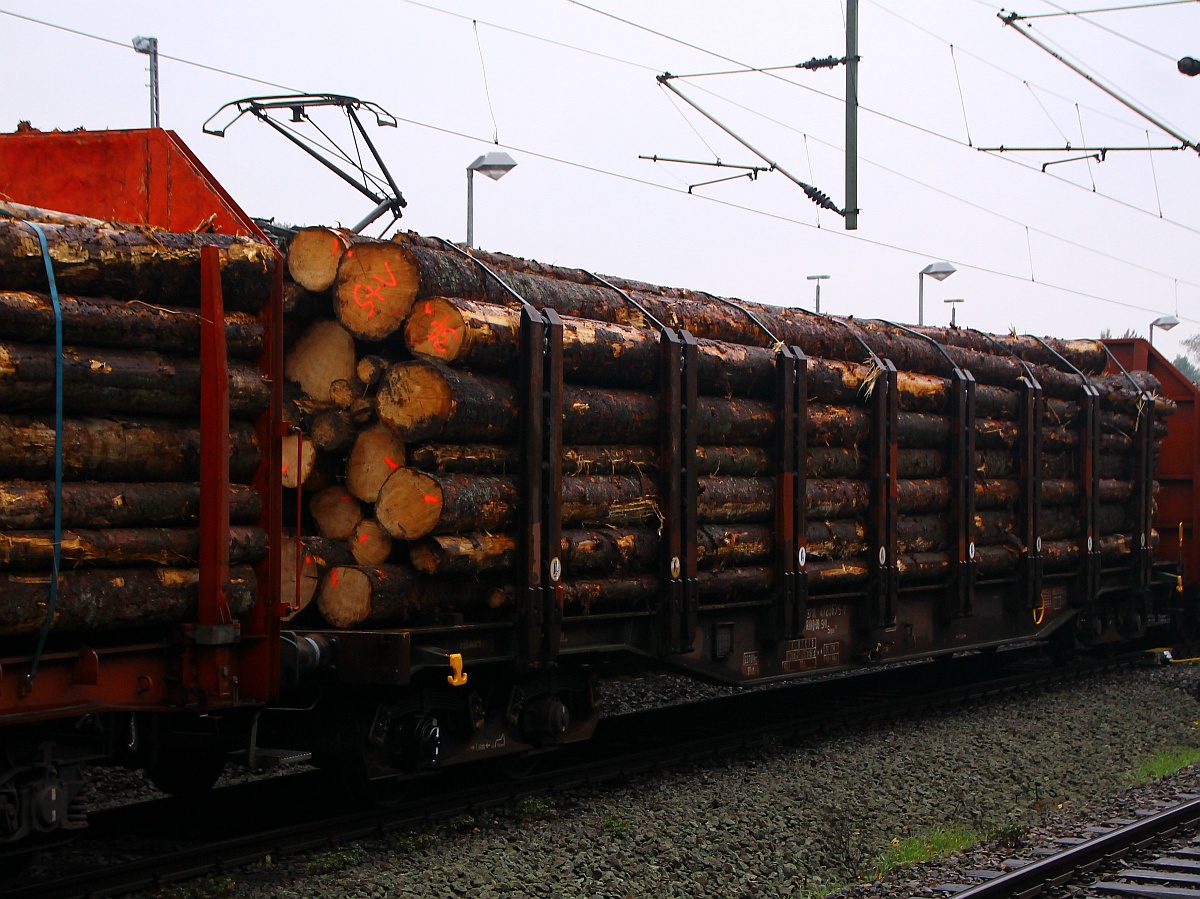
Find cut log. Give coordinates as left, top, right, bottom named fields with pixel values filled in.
left=0, top=481, right=261, bottom=529
left=0, top=341, right=269, bottom=418
left=0, top=200, right=113, bottom=228
left=0, top=415, right=259, bottom=482
left=282, top=280, right=332, bottom=320
left=0, top=219, right=273, bottom=313
left=346, top=423, right=407, bottom=502
left=334, top=242, right=421, bottom=340
left=283, top=320, right=357, bottom=404
left=286, top=226, right=358, bottom=292
left=310, top=486, right=364, bottom=539
left=0, top=291, right=263, bottom=358
left=379, top=234, right=1117, bottom=399
left=280, top=534, right=319, bottom=619
left=356, top=354, right=389, bottom=389
left=317, top=564, right=417, bottom=627
left=0, top=526, right=267, bottom=570
left=280, top=433, right=318, bottom=490
left=310, top=409, right=354, bottom=453
left=0, top=566, right=257, bottom=636
left=350, top=518, right=394, bottom=566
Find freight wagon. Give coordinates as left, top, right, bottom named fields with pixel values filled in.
left=0, top=128, right=1196, bottom=850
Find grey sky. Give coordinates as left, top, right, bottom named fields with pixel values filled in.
left=2, top=1, right=1197, bottom=356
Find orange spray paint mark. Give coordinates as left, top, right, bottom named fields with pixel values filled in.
left=359, top=534, right=369, bottom=543
left=424, top=301, right=432, bottom=315
left=423, top=494, right=438, bottom=504
left=331, top=569, right=339, bottom=587
left=282, top=464, right=290, bottom=474
left=384, top=456, right=400, bottom=470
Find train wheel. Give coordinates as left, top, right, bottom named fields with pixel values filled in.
left=145, top=745, right=227, bottom=800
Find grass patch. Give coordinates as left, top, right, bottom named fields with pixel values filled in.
left=1132, top=747, right=1200, bottom=783
left=873, top=827, right=982, bottom=878
left=600, top=814, right=631, bottom=836
left=515, top=794, right=556, bottom=821
left=304, top=844, right=367, bottom=875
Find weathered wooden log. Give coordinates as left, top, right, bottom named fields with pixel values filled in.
left=0, top=341, right=269, bottom=418
left=356, top=354, right=389, bottom=390
left=287, top=226, right=359, bottom=292
left=280, top=433, right=318, bottom=490
left=282, top=280, right=332, bottom=320
left=0, top=291, right=263, bottom=358
left=0, top=219, right=274, bottom=313
left=317, top=564, right=417, bottom=628
left=346, top=423, right=407, bottom=502
left=0, top=481, right=261, bottom=530
left=281, top=534, right=356, bottom=618
left=404, top=297, right=1127, bottom=417
left=0, top=200, right=114, bottom=228
left=350, top=518, right=394, bottom=566
left=284, top=320, right=358, bottom=404
left=361, top=234, right=1117, bottom=399
left=0, top=566, right=257, bottom=636
left=878, top=324, right=1109, bottom=374
left=309, top=409, right=355, bottom=453
left=0, top=415, right=260, bottom=482
left=310, top=486, right=365, bottom=540
left=0, top=526, right=267, bottom=570
left=376, top=359, right=1045, bottom=449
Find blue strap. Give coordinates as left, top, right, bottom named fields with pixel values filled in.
left=22, top=221, right=64, bottom=689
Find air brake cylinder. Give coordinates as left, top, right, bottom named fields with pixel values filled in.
left=520, top=695, right=570, bottom=742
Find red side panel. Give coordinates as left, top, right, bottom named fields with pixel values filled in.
left=1104, top=338, right=1199, bottom=586
left=0, top=129, right=282, bottom=719
left=0, top=128, right=264, bottom=238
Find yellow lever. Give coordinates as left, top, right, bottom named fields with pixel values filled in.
left=447, top=653, right=468, bottom=687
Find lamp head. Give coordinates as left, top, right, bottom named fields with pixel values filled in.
left=132, top=36, right=157, bottom=54
left=468, top=151, right=518, bottom=181
left=920, top=261, right=956, bottom=282
left=1152, top=314, right=1181, bottom=331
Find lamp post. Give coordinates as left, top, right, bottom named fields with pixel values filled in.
left=132, top=36, right=160, bottom=128
left=806, top=274, right=830, bottom=313
left=466, top=151, right=517, bottom=247
left=918, top=261, right=955, bottom=326
left=944, top=297, right=964, bottom=328
left=1150, top=313, right=1180, bottom=347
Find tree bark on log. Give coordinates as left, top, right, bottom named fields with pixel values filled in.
left=368, top=234, right=1120, bottom=399
left=0, top=566, right=257, bottom=636
left=317, top=564, right=417, bottom=628
left=0, top=291, right=263, bottom=358
left=0, top=220, right=274, bottom=313
left=0, top=481, right=260, bottom=529
left=0, top=415, right=260, bottom=482
left=0, top=341, right=269, bottom=418
left=0, top=526, right=267, bottom=570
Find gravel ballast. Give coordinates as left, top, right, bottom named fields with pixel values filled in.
left=126, top=662, right=1200, bottom=899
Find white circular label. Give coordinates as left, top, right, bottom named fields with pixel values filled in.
left=1036, top=537, right=1043, bottom=552
left=798, top=546, right=807, bottom=568
left=968, top=541, right=976, bottom=560
left=1140, top=533, right=1146, bottom=548
left=1087, top=536, right=1094, bottom=552
left=670, top=556, right=681, bottom=579
left=549, top=557, right=562, bottom=582
left=878, top=547, right=887, bottom=565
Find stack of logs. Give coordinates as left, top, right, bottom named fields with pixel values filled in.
left=0, top=202, right=273, bottom=637
left=281, top=227, right=1172, bottom=630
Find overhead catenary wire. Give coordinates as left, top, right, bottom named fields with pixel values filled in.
left=1, top=3, right=1195, bottom=325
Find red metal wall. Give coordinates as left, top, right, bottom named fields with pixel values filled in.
left=0, top=127, right=264, bottom=238
left=1105, top=338, right=1200, bottom=587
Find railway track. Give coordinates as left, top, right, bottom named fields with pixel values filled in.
left=911, top=793, right=1200, bottom=898
left=1, top=646, right=1173, bottom=899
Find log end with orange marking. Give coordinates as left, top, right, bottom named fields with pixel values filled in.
left=375, top=467, right=443, bottom=540
left=333, top=242, right=420, bottom=341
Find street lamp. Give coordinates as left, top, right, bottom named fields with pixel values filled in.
left=132, top=36, right=160, bottom=128
left=466, top=151, right=517, bottom=247
left=918, top=261, right=956, bottom=326
left=944, top=297, right=965, bottom=328
left=806, top=274, right=830, bottom=313
left=1150, top=313, right=1180, bottom=347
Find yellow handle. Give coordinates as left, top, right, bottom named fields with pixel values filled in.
left=447, top=652, right=468, bottom=687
